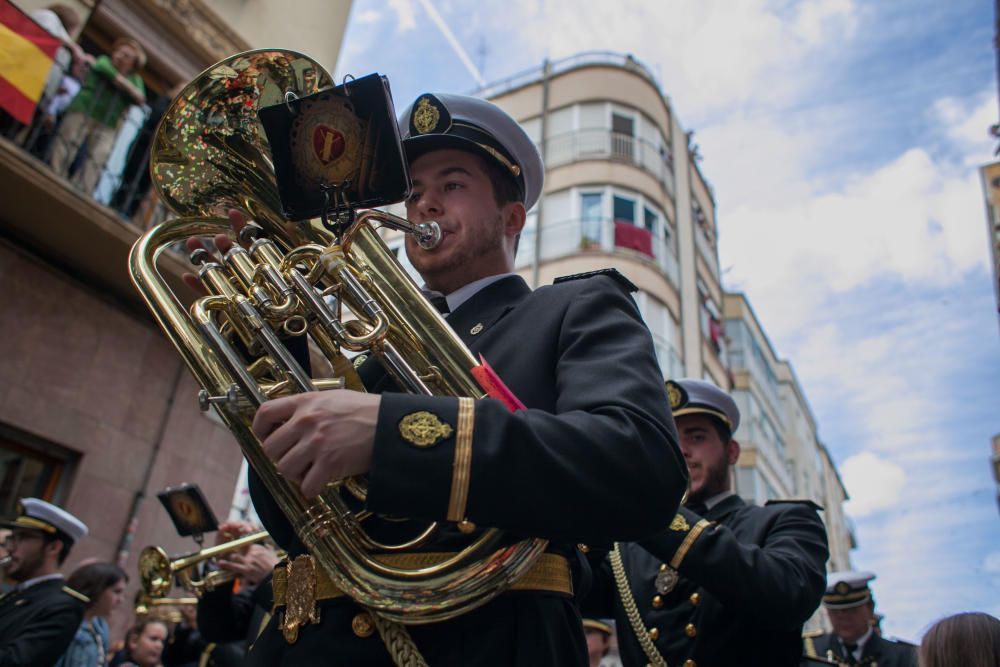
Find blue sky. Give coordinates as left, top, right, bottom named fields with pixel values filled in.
left=331, top=0, right=999, bottom=642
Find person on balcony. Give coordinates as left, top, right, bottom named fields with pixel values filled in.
left=49, top=36, right=146, bottom=195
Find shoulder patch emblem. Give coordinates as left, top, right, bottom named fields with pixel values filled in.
left=399, top=411, right=453, bottom=447
left=62, top=586, right=90, bottom=604
left=765, top=498, right=824, bottom=511
left=669, top=513, right=690, bottom=532
left=553, top=268, right=638, bottom=293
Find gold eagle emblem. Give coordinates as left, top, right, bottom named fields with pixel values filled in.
left=413, top=96, right=440, bottom=134
left=399, top=411, right=453, bottom=447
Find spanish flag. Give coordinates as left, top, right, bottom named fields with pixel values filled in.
left=0, top=0, right=59, bottom=124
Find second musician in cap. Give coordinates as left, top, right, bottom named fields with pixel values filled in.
left=584, top=379, right=829, bottom=667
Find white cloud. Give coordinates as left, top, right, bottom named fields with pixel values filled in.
left=486, top=0, right=857, bottom=117
left=388, top=0, right=417, bottom=32
left=984, top=551, right=1000, bottom=574
left=354, top=9, right=382, bottom=24
left=841, top=451, right=906, bottom=517
left=934, top=92, right=997, bottom=166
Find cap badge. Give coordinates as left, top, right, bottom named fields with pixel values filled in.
left=835, top=581, right=850, bottom=595
left=666, top=380, right=688, bottom=410
left=399, top=411, right=453, bottom=447
left=413, top=96, right=441, bottom=135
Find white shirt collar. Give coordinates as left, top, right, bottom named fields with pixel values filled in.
left=841, top=627, right=874, bottom=660
left=705, top=490, right=735, bottom=510
left=430, top=273, right=516, bottom=314
left=16, top=572, right=63, bottom=592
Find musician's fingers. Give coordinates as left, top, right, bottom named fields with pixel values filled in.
left=252, top=394, right=300, bottom=439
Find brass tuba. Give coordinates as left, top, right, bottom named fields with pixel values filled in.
left=129, top=50, right=546, bottom=626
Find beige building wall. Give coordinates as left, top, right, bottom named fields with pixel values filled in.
left=484, top=56, right=728, bottom=386
left=724, top=294, right=794, bottom=501
left=978, top=161, right=1000, bottom=333
left=211, top=0, right=353, bottom=66
left=1, top=0, right=353, bottom=638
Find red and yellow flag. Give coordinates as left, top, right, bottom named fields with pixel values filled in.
left=0, top=0, right=59, bottom=123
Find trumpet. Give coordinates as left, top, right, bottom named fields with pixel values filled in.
left=134, top=590, right=198, bottom=621
left=138, top=530, right=270, bottom=599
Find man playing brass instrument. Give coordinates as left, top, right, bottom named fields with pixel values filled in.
left=201, top=93, right=686, bottom=665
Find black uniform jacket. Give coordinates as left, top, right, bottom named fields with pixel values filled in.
left=246, top=273, right=686, bottom=666
left=585, top=494, right=829, bottom=667
left=807, top=632, right=918, bottom=667
left=0, top=578, right=87, bottom=666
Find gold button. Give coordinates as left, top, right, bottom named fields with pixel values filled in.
left=352, top=612, right=375, bottom=638
left=659, top=563, right=667, bottom=572
left=685, top=623, right=697, bottom=638
left=651, top=594, right=663, bottom=609
left=457, top=520, right=476, bottom=534
left=577, top=543, right=589, bottom=553
left=684, top=661, right=697, bottom=667
left=648, top=627, right=659, bottom=641
left=689, top=592, right=700, bottom=606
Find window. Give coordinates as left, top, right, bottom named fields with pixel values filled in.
left=613, top=194, right=636, bottom=225
left=0, top=435, right=75, bottom=518
left=580, top=192, right=603, bottom=245
left=611, top=111, right=635, bottom=160
left=643, top=206, right=657, bottom=234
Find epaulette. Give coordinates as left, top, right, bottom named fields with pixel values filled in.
left=765, top=498, right=823, bottom=511
left=62, top=586, right=90, bottom=604
left=553, top=268, right=637, bottom=293
left=802, top=628, right=825, bottom=638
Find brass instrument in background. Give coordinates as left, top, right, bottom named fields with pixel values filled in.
left=134, top=589, right=197, bottom=622
left=138, top=530, right=271, bottom=599
left=129, top=50, right=546, bottom=626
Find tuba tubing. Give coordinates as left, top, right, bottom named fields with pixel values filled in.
left=128, top=49, right=547, bottom=624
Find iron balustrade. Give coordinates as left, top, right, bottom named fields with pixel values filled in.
left=516, top=216, right=681, bottom=288
left=1, top=57, right=168, bottom=230
left=543, top=128, right=675, bottom=198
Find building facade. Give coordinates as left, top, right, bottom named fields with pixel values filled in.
left=482, top=52, right=853, bottom=575
left=481, top=53, right=727, bottom=387
left=978, top=161, right=1000, bottom=333
left=1, top=0, right=351, bottom=635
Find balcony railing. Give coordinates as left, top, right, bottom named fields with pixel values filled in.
left=544, top=129, right=675, bottom=198
left=517, top=216, right=680, bottom=288
left=2, top=62, right=169, bottom=231
left=651, top=334, right=685, bottom=380
left=474, top=51, right=665, bottom=101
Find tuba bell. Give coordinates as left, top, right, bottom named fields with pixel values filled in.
left=128, top=50, right=546, bottom=627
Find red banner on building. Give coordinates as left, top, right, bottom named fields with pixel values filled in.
left=614, top=220, right=654, bottom=257
left=0, top=0, right=59, bottom=123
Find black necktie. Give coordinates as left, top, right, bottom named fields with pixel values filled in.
left=843, top=642, right=859, bottom=664
left=685, top=502, right=708, bottom=516
left=425, top=292, right=450, bottom=314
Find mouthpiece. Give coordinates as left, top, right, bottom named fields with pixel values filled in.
left=415, top=221, right=441, bottom=250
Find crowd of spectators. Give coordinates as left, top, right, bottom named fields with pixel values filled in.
left=5, top=3, right=162, bottom=224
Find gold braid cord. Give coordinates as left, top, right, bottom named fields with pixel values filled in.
left=610, top=543, right=669, bottom=667
left=370, top=614, right=429, bottom=667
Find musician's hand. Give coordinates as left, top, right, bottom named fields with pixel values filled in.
left=181, top=209, right=249, bottom=293
left=253, top=390, right=379, bottom=497
left=214, top=520, right=256, bottom=546
left=217, top=544, right=280, bottom=587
